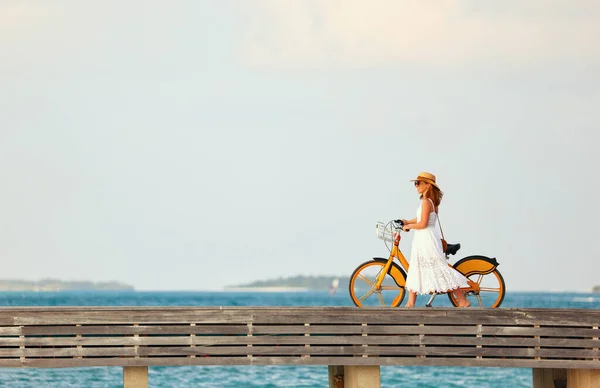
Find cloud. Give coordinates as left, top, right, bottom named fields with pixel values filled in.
left=241, top=0, right=600, bottom=69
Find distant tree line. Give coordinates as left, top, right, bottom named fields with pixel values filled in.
left=231, top=275, right=348, bottom=289
left=0, top=279, right=134, bottom=291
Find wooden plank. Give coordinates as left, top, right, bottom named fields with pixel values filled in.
left=21, top=325, right=250, bottom=336
left=5, top=345, right=595, bottom=358
left=12, top=356, right=600, bottom=369
left=0, top=347, right=137, bottom=357
left=19, top=357, right=256, bottom=368
left=246, top=356, right=600, bottom=369
left=445, top=309, right=600, bottom=327
left=11, top=324, right=600, bottom=338
left=0, top=327, right=22, bottom=335
left=478, top=326, right=600, bottom=338
left=11, top=310, right=254, bottom=325
left=126, top=345, right=600, bottom=358
left=0, top=359, right=22, bottom=367
left=37, top=323, right=600, bottom=336
left=2, top=334, right=599, bottom=348
left=1, top=307, right=598, bottom=326
left=0, top=307, right=521, bottom=325
left=253, top=325, right=600, bottom=337
left=10, top=312, right=445, bottom=326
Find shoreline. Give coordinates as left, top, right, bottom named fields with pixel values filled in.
left=221, top=287, right=310, bottom=292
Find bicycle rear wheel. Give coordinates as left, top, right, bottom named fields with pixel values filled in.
left=448, top=268, right=506, bottom=308
left=349, top=260, right=406, bottom=307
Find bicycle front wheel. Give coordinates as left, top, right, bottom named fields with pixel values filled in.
left=349, top=260, right=406, bottom=307
left=448, top=268, right=506, bottom=308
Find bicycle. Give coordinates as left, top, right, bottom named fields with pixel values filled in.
left=348, top=220, right=505, bottom=308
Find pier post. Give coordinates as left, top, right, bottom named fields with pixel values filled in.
left=567, top=369, right=600, bottom=388
left=328, top=365, right=344, bottom=388
left=533, top=368, right=567, bottom=388
left=124, top=366, right=148, bottom=388
left=344, top=365, right=380, bottom=388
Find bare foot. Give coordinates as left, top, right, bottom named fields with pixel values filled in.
left=404, top=304, right=415, bottom=308
left=458, top=301, right=471, bottom=308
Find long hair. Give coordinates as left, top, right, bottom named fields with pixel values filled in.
left=420, top=185, right=444, bottom=208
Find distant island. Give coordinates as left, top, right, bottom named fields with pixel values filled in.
left=0, top=279, right=134, bottom=292
left=593, top=285, right=600, bottom=293
left=226, top=275, right=348, bottom=291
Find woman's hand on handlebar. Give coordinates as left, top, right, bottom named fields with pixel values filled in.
left=401, top=219, right=411, bottom=231
left=393, top=219, right=411, bottom=232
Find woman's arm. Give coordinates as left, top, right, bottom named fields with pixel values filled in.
left=402, top=218, right=417, bottom=224
left=404, top=200, right=431, bottom=231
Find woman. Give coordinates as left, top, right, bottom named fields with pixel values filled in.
left=401, top=172, right=470, bottom=307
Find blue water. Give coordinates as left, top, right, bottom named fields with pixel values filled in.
left=0, top=290, right=598, bottom=387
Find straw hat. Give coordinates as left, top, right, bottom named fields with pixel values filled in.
left=409, top=172, right=440, bottom=190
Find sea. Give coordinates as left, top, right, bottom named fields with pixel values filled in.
left=0, top=290, right=598, bottom=388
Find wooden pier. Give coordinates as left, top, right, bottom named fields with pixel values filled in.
left=0, top=307, right=598, bottom=387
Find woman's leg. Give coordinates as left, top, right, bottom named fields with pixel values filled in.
left=453, top=289, right=470, bottom=307
left=405, top=291, right=417, bottom=307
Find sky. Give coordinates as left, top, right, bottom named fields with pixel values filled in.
left=1, top=0, right=599, bottom=291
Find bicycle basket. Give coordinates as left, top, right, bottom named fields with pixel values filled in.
left=376, top=221, right=394, bottom=242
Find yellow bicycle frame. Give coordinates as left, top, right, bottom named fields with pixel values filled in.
left=373, top=246, right=407, bottom=288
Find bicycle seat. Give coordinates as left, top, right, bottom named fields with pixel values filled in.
left=445, top=243, right=461, bottom=255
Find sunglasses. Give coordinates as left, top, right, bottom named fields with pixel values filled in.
left=414, top=181, right=421, bottom=187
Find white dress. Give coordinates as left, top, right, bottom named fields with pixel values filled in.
left=404, top=200, right=469, bottom=295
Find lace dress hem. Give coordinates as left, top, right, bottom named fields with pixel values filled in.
left=405, top=284, right=464, bottom=295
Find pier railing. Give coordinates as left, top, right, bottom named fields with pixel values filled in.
left=0, top=307, right=598, bottom=387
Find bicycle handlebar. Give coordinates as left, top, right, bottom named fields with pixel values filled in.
left=392, top=219, right=409, bottom=232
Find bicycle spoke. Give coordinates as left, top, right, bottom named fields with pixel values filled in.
left=357, top=274, right=374, bottom=286
left=377, top=293, right=385, bottom=306
left=380, top=285, right=402, bottom=291
left=358, top=289, right=375, bottom=302
left=476, top=274, right=484, bottom=285
left=479, top=287, right=501, bottom=292
left=476, top=295, right=484, bottom=307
